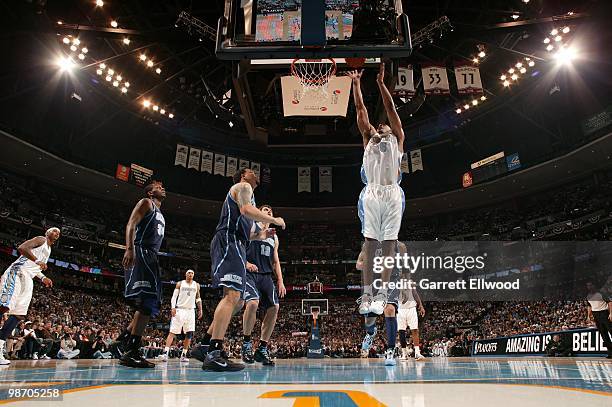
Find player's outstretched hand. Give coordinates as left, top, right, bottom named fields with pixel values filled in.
left=36, top=261, right=48, bottom=271
left=346, top=70, right=364, bottom=80
left=42, top=277, right=53, bottom=288
left=122, top=249, right=135, bottom=270
left=273, top=217, right=286, bottom=230
left=376, top=62, right=385, bottom=83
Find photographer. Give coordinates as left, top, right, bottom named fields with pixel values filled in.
left=57, top=332, right=80, bottom=359
left=91, top=336, right=112, bottom=359
left=545, top=334, right=573, bottom=357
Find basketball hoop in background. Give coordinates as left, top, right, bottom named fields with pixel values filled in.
left=307, top=276, right=323, bottom=295
left=291, top=58, right=336, bottom=100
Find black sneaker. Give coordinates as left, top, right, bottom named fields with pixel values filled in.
left=119, top=349, right=155, bottom=369
left=202, top=350, right=245, bottom=372
left=190, top=344, right=209, bottom=362
left=254, top=347, right=275, bottom=366
left=242, top=342, right=255, bottom=364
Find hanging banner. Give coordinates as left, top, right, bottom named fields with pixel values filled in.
left=462, top=171, right=473, bottom=188
left=400, top=153, right=410, bottom=174
left=188, top=147, right=201, bottom=170
left=227, top=156, right=238, bottom=177
left=395, top=66, right=416, bottom=97
left=422, top=65, right=450, bottom=95
left=201, top=150, right=213, bottom=173
left=454, top=64, right=484, bottom=95
left=410, top=149, right=423, bottom=172
left=213, top=154, right=226, bottom=176
left=115, top=164, right=130, bottom=182
left=262, top=167, right=272, bottom=185
left=175, top=144, right=188, bottom=167
left=506, top=153, right=521, bottom=171
left=239, top=159, right=250, bottom=170
left=297, top=167, right=311, bottom=192
left=130, top=163, right=154, bottom=187
left=251, top=162, right=261, bottom=178
left=319, top=166, right=332, bottom=192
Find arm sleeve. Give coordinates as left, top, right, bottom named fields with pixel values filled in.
left=33, top=271, right=46, bottom=280
left=171, top=289, right=179, bottom=308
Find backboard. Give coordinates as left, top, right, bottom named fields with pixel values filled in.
left=301, top=299, right=329, bottom=316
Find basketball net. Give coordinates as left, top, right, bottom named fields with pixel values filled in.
left=312, top=309, right=320, bottom=328
left=291, top=58, right=336, bottom=100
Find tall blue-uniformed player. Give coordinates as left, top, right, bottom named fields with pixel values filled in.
left=202, top=168, right=285, bottom=372
left=121, top=180, right=166, bottom=368
left=241, top=204, right=286, bottom=366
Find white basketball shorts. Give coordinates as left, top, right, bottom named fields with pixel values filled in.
left=358, top=183, right=405, bottom=241
left=0, top=267, right=34, bottom=316
left=169, top=308, right=196, bottom=334
left=397, top=307, right=419, bottom=331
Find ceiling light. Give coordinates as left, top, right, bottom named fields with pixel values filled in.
left=81, top=47, right=88, bottom=54
left=511, top=14, right=519, bottom=20
left=146, top=60, right=154, bottom=67
left=519, top=67, right=526, bottom=74
left=562, top=26, right=570, bottom=34
left=105, top=75, right=112, bottom=81
left=463, top=104, right=469, bottom=110
left=124, top=82, right=130, bottom=88
left=546, top=44, right=554, bottom=51
left=455, top=108, right=461, bottom=114
left=503, top=80, right=510, bottom=87
left=110, top=20, right=118, bottom=28
left=160, top=109, right=166, bottom=114
left=515, top=62, right=523, bottom=68
left=528, top=61, right=535, bottom=67
left=168, top=113, right=174, bottom=119
left=112, top=80, right=119, bottom=87
left=508, top=68, right=515, bottom=74
left=143, top=100, right=151, bottom=108
left=139, top=54, right=147, bottom=61
left=62, top=37, right=70, bottom=44
left=472, top=100, right=478, bottom=106
left=96, top=69, right=103, bottom=75
left=153, top=105, right=159, bottom=111
left=121, top=87, right=128, bottom=93
left=72, top=39, right=80, bottom=46
left=100, top=63, right=106, bottom=69
left=56, top=56, right=76, bottom=72
left=95, top=0, right=104, bottom=6
left=550, top=29, right=558, bottom=36
left=78, top=53, right=85, bottom=60
left=123, top=38, right=131, bottom=45
left=511, top=74, right=518, bottom=80
left=472, top=57, right=479, bottom=64
left=107, top=68, right=114, bottom=75
left=478, top=51, right=485, bottom=58
left=480, top=95, right=486, bottom=101
left=554, top=35, right=562, bottom=42
left=155, top=67, right=161, bottom=74
left=70, top=45, right=77, bottom=52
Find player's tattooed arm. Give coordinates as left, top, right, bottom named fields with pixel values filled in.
left=347, top=69, right=376, bottom=147
left=376, top=63, right=405, bottom=150
left=18, top=236, right=47, bottom=264
left=232, top=183, right=286, bottom=229
left=122, top=198, right=153, bottom=269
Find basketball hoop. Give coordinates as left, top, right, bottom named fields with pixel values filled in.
left=291, top=58, right=336, bottom=100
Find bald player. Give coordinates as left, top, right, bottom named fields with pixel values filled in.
left=159, top=269, right=203, bottom=363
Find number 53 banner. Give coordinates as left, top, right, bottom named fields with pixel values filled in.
left=454, top=64, right=483, bottom=95
left=421, top=65, right=450, bottom=95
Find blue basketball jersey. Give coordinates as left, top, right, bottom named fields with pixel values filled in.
left=214, top=187, right=255, bottom=244
left=134, top=199, right=165, bottom=253
left=247, top=224, right=275, bottom=274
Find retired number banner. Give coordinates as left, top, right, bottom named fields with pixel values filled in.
left=422, top=65, right=450, bottom=95
left=454, top=64, right=483, bottom=95
left=395, top=66, right=416, bottom=97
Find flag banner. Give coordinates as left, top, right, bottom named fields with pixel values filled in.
left=175, top=144, right=188, bottom=167
left=400, top=153, right=410, bottom=173
left=297, top=167, right=311, bottom=192
left=410, top=149, right=423, bottom=171
left=251, top=162, right=260, bottom=178
left=239, top=159, right=250, bottom=170
left=213, top=154, right=226, bottom=176
left=115, top=164, right=130, bottom=182
left=422, top=65, right=450, bottom=95
left=395, top=66, right=416, bottom=97
left=201, top=150, right=213, bottom=173
left=188, top=147, right=201, bottom=170
left=454, top=64, right=484, bottom=95
left=227, top=156, right=238, bottom=177
left=319, top=166, right=332, bottom=192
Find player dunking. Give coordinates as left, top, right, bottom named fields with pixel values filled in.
left=348, top=63, right=405, bottom=316
left=0, top=228, right=58, bottom=365
left=241, top=204, right=286, bottom=366
left=159, top=269, right=203, bottom=363
left=121, top=180, right=166, bottom=368
left=397, top=275, right=426, bottom=360
left=202, top=168, right=285, bottom=372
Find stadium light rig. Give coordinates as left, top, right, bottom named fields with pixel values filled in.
left=543, top=27, right=571, bottom=55
left=500, top=57, right=535, bottom=88
left=95, top=63, right=130, bottom=94
left=141, top=98, right=175, bottom=119
left=455, top=95, right=488, bottom=115
left=138, top=53, right=162, bottom=74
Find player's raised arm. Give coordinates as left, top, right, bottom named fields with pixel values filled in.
left=347, top=70, right=375, bottom=147
left=376, top=63, right=405, bottom=150
left=17, top=236, right=47, bottom=265
left=232, top=183, right=286, bottom=229
left=122, top=198, right=153, bottom=269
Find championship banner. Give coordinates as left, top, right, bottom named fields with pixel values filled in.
left=129, top=164, right=153, bottom=187
left=174, top=144, right=188, bottom=167
left=395, top=66, right=416, bottom=97
left=201, top=150, right=213, bottom=173
left=472, top=328, right=608, bottom=356
left=239, top=159, right=250, bottom=170
left=213, top=154, right=226, bottom=176
left=506, top=153, right=521, bottom=171
left=422, top=65, right=450, bottom=95
left=188, top=147, right=201, bottom=170
left=462, top=171, right=473, bottom=188
left=410, top=149, right=423, bottom=171
left=319, top=166, right=332, bottom=192
left=297, top=167, right=311, bottom=192
left=281, top=75, right=352, bottom=117
left=115, top=164, right=130, bottom=182
left=454, top=64, right=484, bottom=95
left=251, top=162, right=260, bottom=178
left=227, top=156, right=238, bottom=177
left=400, top=153, right=410, bottom=174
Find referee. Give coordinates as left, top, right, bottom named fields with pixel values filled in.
left=586, top=281, right=612, bottom=359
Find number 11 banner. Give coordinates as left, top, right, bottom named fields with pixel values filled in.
left=422, top=65, right=450, bottom=95
left=454, top=64, right=483, bottom=95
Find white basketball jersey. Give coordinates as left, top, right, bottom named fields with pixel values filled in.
left=362, top=134, right=402, bottom=186
left=12, top=240, right=51, bottom=279
left=399, top=287, right=417, bottom=310
left=175, top=280, right=197, bottom=309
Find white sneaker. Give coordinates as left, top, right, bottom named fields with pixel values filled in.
left=415, top=352, right=425, bottom=361
left=357, top=294, right=372, bottom=315
left=180, top=356, right=189, bottom=363
left=33, top=352, right=38, bottom=360
left=384, top=348, right=396, bottom=366
left=42, top=355, right=51, bottom=360
left=0, top=340, right=10, bottom=365
left=401, top=348, right=409, bottom=360
left=369, top=293, right=388, bottom=315
left=158, top=353, right=168, bottom=362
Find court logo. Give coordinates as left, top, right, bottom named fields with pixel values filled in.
left=260, top=390, right=386, bottom=407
